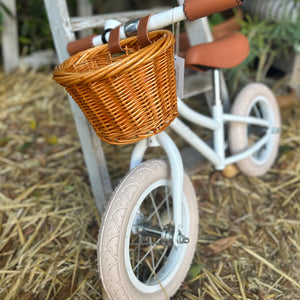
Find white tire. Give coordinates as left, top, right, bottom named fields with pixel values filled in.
left=98, top=159, right=198, bottom=299
left=229, top=83, right=281, bottom=176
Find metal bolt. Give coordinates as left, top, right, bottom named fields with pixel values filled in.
left=178, top=235, right=189, bottom=244
left=272, top=127, right=281, bottom=134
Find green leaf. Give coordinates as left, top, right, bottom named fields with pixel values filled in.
left=188, top=264, right=202, bottom=279
left=0, top=2, right=13, bottom=18
left=210, top=13, right=225, bottom=26
left=0, top=137, right=10, bottom=147
left=279, top=145, right=294, bottom=155
left=19, top=36, right=31, bottom=45
left=18, top=141, right=32, bottom=152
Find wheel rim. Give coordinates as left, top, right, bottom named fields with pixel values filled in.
left=124, top=179, right=190, bottom=294
left=247, top=95, right=276, bottom=165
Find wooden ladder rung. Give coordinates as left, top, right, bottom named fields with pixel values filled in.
left=183, top=71, right=212, bottom=99
left=181, top=145, right=211, bottom=175
left=70, top=7, right=171, bottom=32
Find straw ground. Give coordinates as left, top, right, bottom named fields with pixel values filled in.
left=0, top=69, right=299, bottom=299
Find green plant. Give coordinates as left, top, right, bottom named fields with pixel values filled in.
left=15, top=0, right=80, bottom=54
left=17, top=0, right=54, bottom=54
left=225, top=2, right=300, bottom=96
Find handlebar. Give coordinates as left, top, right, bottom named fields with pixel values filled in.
left=67, top=0, right=243, bottom=56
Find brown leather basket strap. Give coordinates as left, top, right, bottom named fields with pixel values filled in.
left=183, top=0, right=242, bottom=21
left=67, top=34, right=97, bottom=56
left=108, top=26, right=124, bottom=54
left=137, top=15, right=153, bottom=48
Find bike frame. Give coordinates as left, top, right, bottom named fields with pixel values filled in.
left=130, top=69, right=275, bottom=245
left=82, top=2, right=278, bottom=246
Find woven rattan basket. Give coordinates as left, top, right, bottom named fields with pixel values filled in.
left=53, top=29, right=178, bottom=145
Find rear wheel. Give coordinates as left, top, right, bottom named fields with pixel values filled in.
left=229, top=83, right=281, bottom=176
left=98, top=159, right=198, bottom=300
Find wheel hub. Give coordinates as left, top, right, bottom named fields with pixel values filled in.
left=137, top=224, right=189, bottom=245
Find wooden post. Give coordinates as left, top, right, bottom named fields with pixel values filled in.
left=290, top=46, right=300, bottom=98
left=1, top=0, right=19, bottom=73
left=77, top=0, right=93, bottom=38
left=43, top=0, right=112, bottom=214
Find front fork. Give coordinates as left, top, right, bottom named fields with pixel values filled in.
left=130, top=131, right=187, bottom=247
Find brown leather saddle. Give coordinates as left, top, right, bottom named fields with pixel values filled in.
left=185, top=32, right=249, bottom=71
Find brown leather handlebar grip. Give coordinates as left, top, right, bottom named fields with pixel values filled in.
left=67, top=34, right=97, bottom=56
left=184, top=0, right=242, bottom=21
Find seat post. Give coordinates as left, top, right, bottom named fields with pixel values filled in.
left=212, top=68, right=222, bottom=106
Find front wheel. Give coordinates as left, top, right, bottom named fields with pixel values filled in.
left=228, top=83, right=281, bottom=176
left=98, top=159, right=198, bottom=300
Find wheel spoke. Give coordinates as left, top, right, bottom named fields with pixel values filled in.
left=165, top=185, right=171, bottom=224
left=149, top=237, right=156, bottom=279
left=132, top=237, right=162, bottom=273
left=254, top=144, right=267, bottom=159
left=253, top=103, right=262, bottom=119
left=131, top=186, right=173, bottom=281
left=149, top=192, right=163, bottom=229
left=137, top=235, right=142, bottom=279
left=146, top=246, right=169, bottom=284
left=146, top=189, right=172, bottom=225
left=248, top=103, right=269, bottom=159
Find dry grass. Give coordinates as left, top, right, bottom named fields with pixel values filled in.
left=0, top=69, right=299, bottom=299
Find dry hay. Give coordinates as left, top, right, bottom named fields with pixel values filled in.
left=0, top=69, right=299, bottom=299
left=0, top=69, right=102, bottom=299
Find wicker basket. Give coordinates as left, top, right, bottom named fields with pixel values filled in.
left=53, top=29, right=178, bottom=145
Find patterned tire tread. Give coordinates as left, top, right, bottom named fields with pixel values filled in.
left=97, top=159, right=198, bottom=300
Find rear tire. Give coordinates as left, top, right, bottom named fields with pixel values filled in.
left=229, top=83, right=281, bottom=176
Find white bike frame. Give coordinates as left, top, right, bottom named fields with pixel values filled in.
left=129, top=69, right=276, bottom=245
left=91, top=6, right=277, bottom=246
